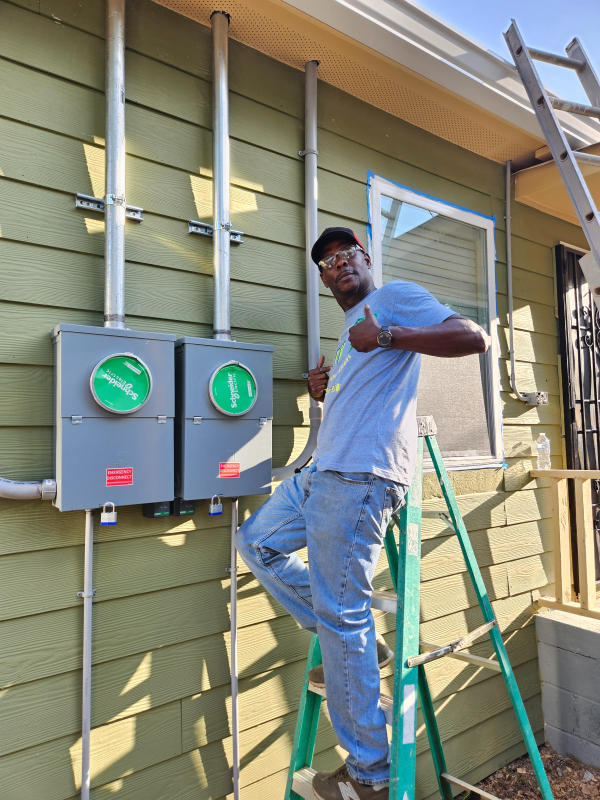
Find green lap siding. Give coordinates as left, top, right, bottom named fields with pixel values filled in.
left=0, top=0, right=587, bottom=797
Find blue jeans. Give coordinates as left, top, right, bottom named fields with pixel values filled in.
left=235, top=463, right=406, bottom=785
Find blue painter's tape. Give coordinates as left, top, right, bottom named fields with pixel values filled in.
left=367, top=170, right=495, bottom=221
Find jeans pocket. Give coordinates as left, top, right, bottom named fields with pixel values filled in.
left=383, top=486, right=406, bottom=526
left=332, top=471, right=372, bottom=485
left=388, top=486, right=406, bottom=515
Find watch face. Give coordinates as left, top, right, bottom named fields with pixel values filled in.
left=378, top=328, right=393, bottom=347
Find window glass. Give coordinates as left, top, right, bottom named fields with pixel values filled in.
left=380, top=196, right=489, bottom=328
left=380, top=195, right=493, bottom=463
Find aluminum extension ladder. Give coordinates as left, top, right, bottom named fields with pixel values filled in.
left=284, top=417, right=553, bottom=800
left=504, top=21, right=600, bottom=299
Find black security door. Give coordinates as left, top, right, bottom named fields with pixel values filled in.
left=555, top=244, right=600, bottom=584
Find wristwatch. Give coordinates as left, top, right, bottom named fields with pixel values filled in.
left=377, top=325, right=393, bottom=348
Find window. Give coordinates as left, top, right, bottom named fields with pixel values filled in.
left=369, top=175, right=502, bottom=469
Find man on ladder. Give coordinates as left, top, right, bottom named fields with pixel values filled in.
left=236, top=226, right=488, bottom=800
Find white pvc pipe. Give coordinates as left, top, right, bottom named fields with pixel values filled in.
left=80, top=509, right=94, bottom=800
left=273, top=61, right=322, bottom=481
left=104, top=0, right=126, bottom=328
left=0, top=477, right=56, bottom=500
left=230, top=498, right=240, bottom=800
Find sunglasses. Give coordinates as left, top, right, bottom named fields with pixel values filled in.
left=318, top=244, right=365, bottom=270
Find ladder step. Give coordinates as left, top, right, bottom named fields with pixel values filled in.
left=370, top=592, right=501, bottom=673
left=309, top=682, right=394, bottom=726
left=441, top=772, right=502, bottom=800
left=292, top=767, right=317, bottom=799
left=528, top=46, right=585, bottom=71
left=406, top=620, right=497, bottom=668
left=550, top=96, right=600, bottom=119
left=371, top=589, right=398, bottom=614
left=420, top=640, right=502, bottom=672
left=421, top=509, right=451, bottom=523
left=574, top=151, right=600, bottom=167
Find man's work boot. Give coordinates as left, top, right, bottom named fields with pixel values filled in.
left=308, top=634, right=393, bottom=689
left=312, top=764, right=388, bottom=800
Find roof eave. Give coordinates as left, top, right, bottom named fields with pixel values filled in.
left=283, top=0, right=600, bottom=148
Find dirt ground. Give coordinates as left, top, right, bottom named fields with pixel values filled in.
left=458, top=744, right=600, bottom=798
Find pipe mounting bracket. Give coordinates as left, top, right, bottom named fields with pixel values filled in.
left=188, top=220, right=244, bottom=244
left=75, top=193, right=144, bottom=222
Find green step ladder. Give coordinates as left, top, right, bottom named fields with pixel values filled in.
left=285, top=416, right=554, bottom=800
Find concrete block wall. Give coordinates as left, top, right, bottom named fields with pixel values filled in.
left=537, top=608, right=600, bottom=767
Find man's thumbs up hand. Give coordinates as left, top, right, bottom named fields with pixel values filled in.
left=307, top=354, right=333, bottom=402
left=348, top=303, right=382, bottom=353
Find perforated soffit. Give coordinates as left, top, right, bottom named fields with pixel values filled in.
left=155, top=0, right=535, bottom=163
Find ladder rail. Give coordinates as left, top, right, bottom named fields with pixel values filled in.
left=285, top=635, right=323, bottom=800
left=566, top=38, right=600, bottom=107
left=504, top=21, right=600, bottom=274
left=417, top=665, right=453, bottom=800
left=388, top=440, right=423, bottom=800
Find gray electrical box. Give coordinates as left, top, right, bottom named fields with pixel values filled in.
left=175, top=337, right=273, bottom=499
left=52, top=324, right=176, bottom=511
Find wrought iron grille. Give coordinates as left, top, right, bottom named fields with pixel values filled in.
left=556, top=244, right=600, bottom=584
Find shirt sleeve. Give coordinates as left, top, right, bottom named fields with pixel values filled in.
left=388, top=280, right=456, bottom=328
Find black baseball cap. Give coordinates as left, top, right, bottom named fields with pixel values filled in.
left=311, top=226, right=365, bottom=266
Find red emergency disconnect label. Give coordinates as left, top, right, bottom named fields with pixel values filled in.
left=106, top=468, right=133, bottom=487
left=219, top=462, right=240, bottom=479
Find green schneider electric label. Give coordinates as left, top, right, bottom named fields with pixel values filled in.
left=209, top=362, right=257, bottom=416
left=91, top=354, right=153, bottom=414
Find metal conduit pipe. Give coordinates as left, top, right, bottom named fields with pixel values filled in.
left=272, top=60, right=322, bottom=482
left=79, top=4, right=127, bottom=797
left=505, top=160, right=529, bottom=404
left=80, top=509, right=94, bottom=800
left=210, top=13, right=240, bottom=800
left=211, top=10, right=232, bottom=341
left=229, top=498, right=240, bottom=800
left=104, top=0, right=126, bottom=329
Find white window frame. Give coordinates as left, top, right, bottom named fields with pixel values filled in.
left=369, top=175, right=503, bottom=470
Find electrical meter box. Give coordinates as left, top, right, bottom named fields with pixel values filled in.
left=52, top=324, right=176, bottom=511
left=175, top=338, right=273, bottom=499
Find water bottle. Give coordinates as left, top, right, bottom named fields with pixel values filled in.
left=536, top=433, right=551, bottom=470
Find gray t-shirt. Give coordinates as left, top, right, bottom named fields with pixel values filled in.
left=313, top=280, right=455, bottom=486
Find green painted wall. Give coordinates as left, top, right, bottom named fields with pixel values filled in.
left=0, top=0, right=590, bottom=797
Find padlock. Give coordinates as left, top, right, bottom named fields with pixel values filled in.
left=100, top=502, right=117, bottom=526
left=209, top=495, right=223, bottom=516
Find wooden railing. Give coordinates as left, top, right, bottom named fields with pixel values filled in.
left=531, top=469, right=600, bottom=619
